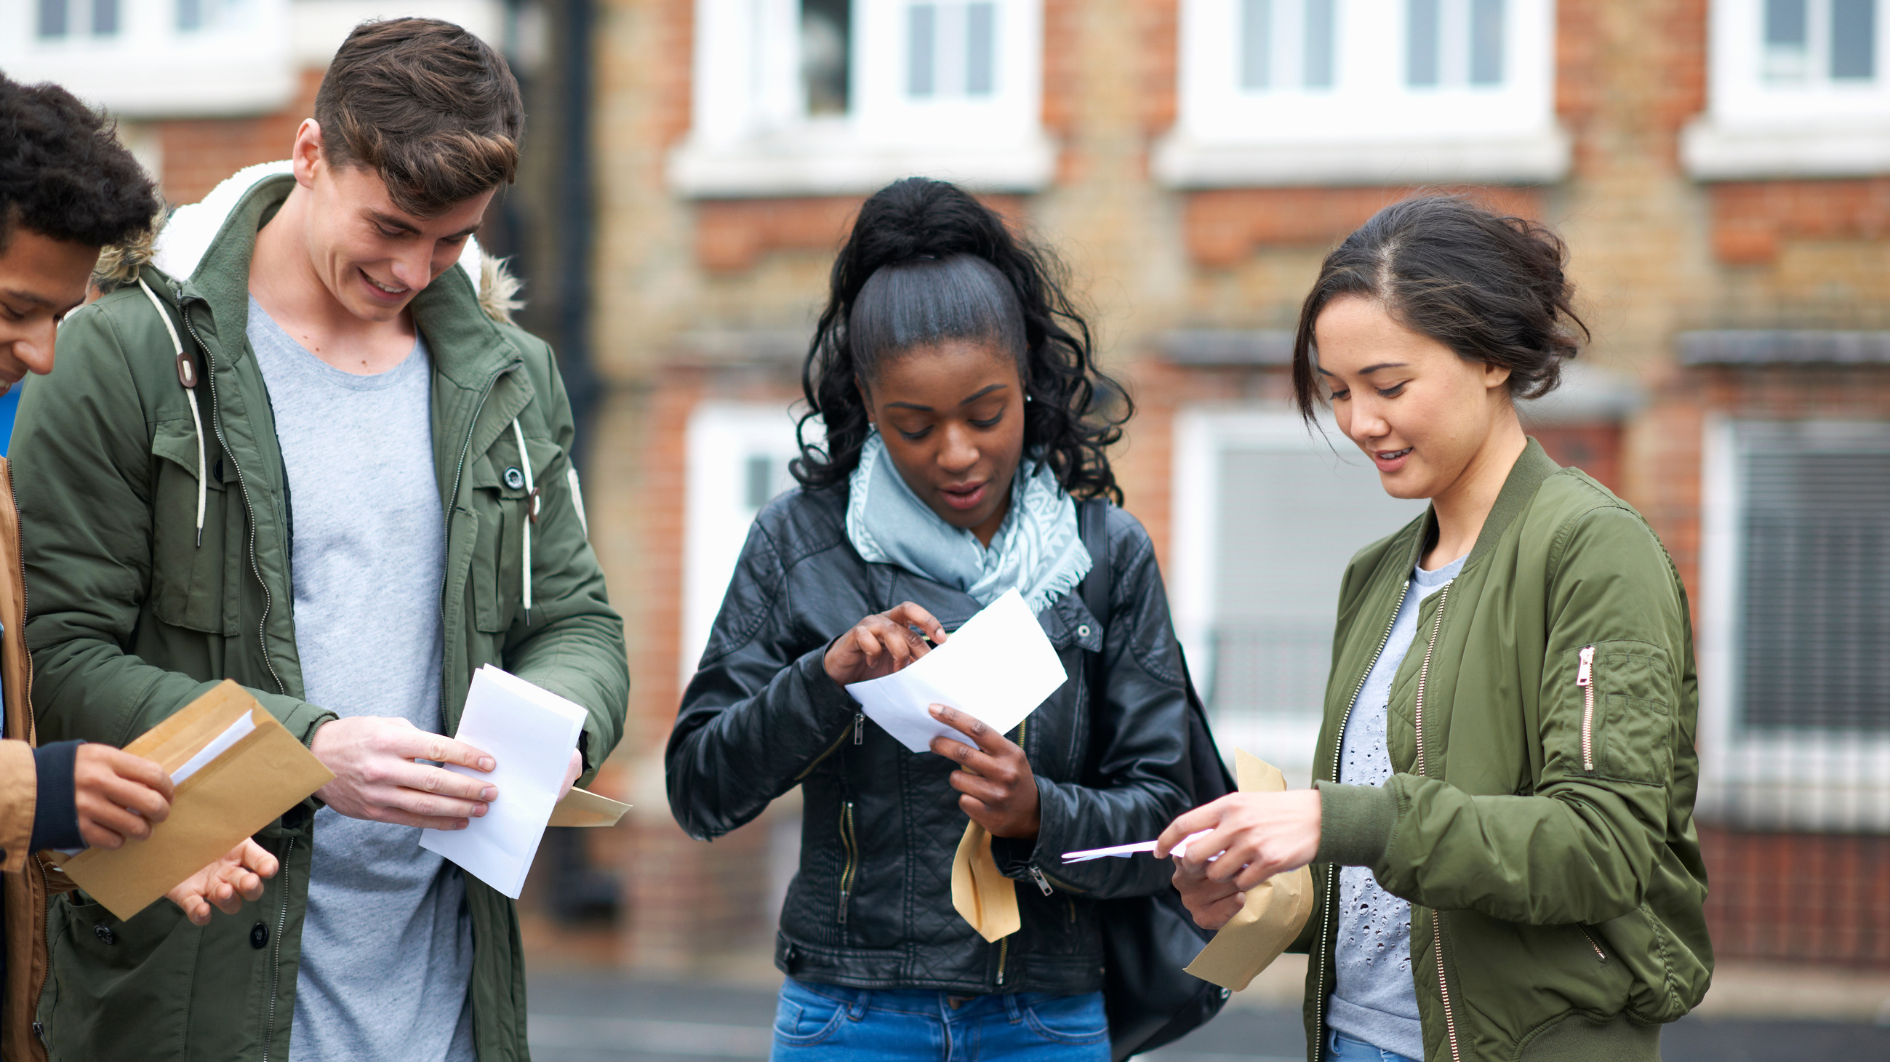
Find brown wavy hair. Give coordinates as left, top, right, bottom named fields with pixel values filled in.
left=314, top=18, right=523, bottom=218
left=1291, top=194, right=1589, bottom=420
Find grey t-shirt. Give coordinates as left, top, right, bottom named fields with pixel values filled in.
left=246, top=299, right=475, bottom=1062
left=1327, top=552, right=1466, bottom=1061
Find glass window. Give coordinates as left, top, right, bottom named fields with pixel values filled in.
left=90, top=0, right=117, bottom=35
left=37, top=0, right=69, bottom=38
left=1407, top=0, right=1505, bottom=88
left=1831, top=0, right=1877, bottom=79
left=1759, top=0, right=1878, bottom=83
left=802, top=0, right=851, bottom=115
left=1239, top=0, right=1338, bottom=91
left=907, top=2, right=999, bottom=99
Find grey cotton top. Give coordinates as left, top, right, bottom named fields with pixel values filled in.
left=1327, top=552, right=1466, bottom=1062
left=247, top=299, right=476, bottom=1062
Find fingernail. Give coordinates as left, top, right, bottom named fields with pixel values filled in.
left=474, top=804, right=488, bottom=816
left=479, top=758, right=496, bottom=771
left=482, top=787, right=497, bottom=801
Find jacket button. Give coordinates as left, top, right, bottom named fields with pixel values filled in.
left=1076, top=624, right=1091, bottom=638
left=92, top=923, right=115, bottom=945
left=250, top=922, right=269, bottom=949
left=504, top=467, right=526, bottom=490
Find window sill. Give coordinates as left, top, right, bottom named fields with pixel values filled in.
left=668, top=132, right=1056, bottom=199
left=1681, top=118, right=1890, bottom=180
left=1152, top=126, right=1571, bottom=189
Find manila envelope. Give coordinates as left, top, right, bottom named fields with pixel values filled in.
left=547, top=787, right=631, bottom=827
left=1182, top=749, right=1317, bottom=991
left=53, top=681, right=334, bottom=921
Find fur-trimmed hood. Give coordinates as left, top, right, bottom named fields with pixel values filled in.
left=92, top=160, right=524, bottom=324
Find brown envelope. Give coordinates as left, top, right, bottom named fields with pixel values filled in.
left=951, top=820, right=1020, bottom=942
left=547, top=787, right=631, bottom=827
left=52, top=681, right=335, bottom=921
left=1182, top=749, right=1317, bottom=991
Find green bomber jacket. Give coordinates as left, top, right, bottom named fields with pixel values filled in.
left=1303, top=440, right=1712, bottom=1062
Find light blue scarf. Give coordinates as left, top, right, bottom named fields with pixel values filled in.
left=846, top=431, right=1091, bottom=614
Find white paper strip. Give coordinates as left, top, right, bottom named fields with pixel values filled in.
left=1062, top=830, right=1212, bottom=863
left=171, top=711, right=257, bottom=786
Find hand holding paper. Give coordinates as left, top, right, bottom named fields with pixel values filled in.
left=71, top=743, right=174, bottom=849
left=846, top=589, right=1068, bottom=754
left=311, top=714, right=499, bottom=831
left=165, top=838, right=279, bottom=925
left=419, top=666, right=588, bottom=898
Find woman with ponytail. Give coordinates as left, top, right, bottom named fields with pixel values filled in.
left=666, top=178, right=1196, bottom=1061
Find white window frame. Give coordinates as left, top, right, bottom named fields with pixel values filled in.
left=680, top=402, right=810, bottom=689
left=1172, top=406, right=1428, bottom=788
left=1683, top=0, right=1890, bottom=179
left=670, top=0, right=1052, bottom=197
left=0, top=0, right=294, bottom=117
left=1696, top=415, right=1890, bottom=831
left=1156, top=0, right=1568, bottom=188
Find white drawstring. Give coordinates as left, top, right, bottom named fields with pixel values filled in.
left=137, top=277, right=207, bottom=547
left=510, top=418, right=537, bottom=624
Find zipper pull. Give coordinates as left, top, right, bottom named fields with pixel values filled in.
left=1576, top=645, right=1595, bottom=686
left=853, top=712, right=864, bottom=745
left=1029, top=865, right=1054, bottom=896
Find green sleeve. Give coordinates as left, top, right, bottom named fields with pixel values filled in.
left=1329, top=506, right=1686, bottom=926
left=494, top=342, right=628, bottom=783
left=14, top=297, right=336, bottom=747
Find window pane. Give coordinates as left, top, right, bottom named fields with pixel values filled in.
left=908, top=3, right=937, bottom=97
left=178, top=0, right=203, bottom=32
left=1738, top=435, right=1890, bottom=733
left=1831, top=0, right=1877, bottom=79
left=37, top=0, right=68, bottom=37
left=1469, top=0, right=1504, bottom=84
left=966, top=2, right=995, bottom=95
left=1241, top=0, right=1273, bottom=89
left=802, top=0, right=851, bottom=115
left=1304, top=0, right=1336, bottom=88
left=1406, top=0, right=1440, bottom=86
left=1765, top=0, right=1808, bottom=44
left=744, top=456, right=774, bottom=510
left=91, top=0, right=117, bottom=35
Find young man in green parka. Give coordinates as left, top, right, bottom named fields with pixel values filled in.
left=10, top=19, right=627, bottom=1062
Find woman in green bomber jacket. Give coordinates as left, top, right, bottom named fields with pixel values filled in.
left=1156, top=196, right=1712, bottom=1062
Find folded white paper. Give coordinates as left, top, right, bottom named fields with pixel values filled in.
left=845, top=589, right=1068, bottom=754
left=172, top=712, right=256, bottom=786
left=1062, top=829, right=1211, bottom=864
left=420, top=666, right=587, bottom=898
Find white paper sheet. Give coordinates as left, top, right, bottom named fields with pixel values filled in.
left=419, top=665, right=587, bottom=898
left=171, top=711, right=257, bottom=786
left=845, top=588, right=1069, bottom=754
left=1062, top=830, right=1212, bottom=863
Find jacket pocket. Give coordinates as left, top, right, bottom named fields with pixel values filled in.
left=466, top=435, right=568, bottom=634
left=46, top=891, right=193, bottom=1058
left=1576, top=643, right=1674, bottom=786
left=149, top=420, right=229, bottom=634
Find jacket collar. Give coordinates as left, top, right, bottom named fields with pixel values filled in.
left=1405, top=437, right=1562, bottom=572
left=173, top=172, right=523, bottom=389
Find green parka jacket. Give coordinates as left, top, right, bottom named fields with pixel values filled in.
left=8, top=170, right=629, bottom=1062
left=1301, top=441, right=1711, bottom=1062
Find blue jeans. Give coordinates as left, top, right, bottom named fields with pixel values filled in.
left=770, top=978, right=1110, bottom=1062
left=1328, top=1028, right=1421, bottom=1062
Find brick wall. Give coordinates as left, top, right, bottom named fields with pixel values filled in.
left=154, top=68, right=322, bottom=205
left=1700, top=826, right=1890, bottom=966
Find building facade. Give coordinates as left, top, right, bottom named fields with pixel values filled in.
left=586, top=0, right=1890, bottom=970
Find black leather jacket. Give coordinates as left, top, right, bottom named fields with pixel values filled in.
left=665, top=485, right=1194, bottom=995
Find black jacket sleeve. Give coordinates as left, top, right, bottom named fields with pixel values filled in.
left=29, top=740, right=83, bottom=852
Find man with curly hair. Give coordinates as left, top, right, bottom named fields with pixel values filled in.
left=1, top=74, right=282, bottom=1062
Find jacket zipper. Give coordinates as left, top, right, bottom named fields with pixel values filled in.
left=996, top=936, right=1007, bottom=986
left=794, top=725, right=854, bottom=782
left=1028, top=865, right=1054, bottom=896
left=836, top=801, right=857, bottom=924
left=437, top=366, right=510, bottom=718
left=13, top=466, right=53, bottom=1046
left=1579, top=925, right=1608, bottom=962
left=260, top=837, right=294, bottom=1062
left=181, top=296, right=285, bottom=697
left=1312, top=581, right=1410, bottom=1061
left=1412, top=583, right=1463, bottom=1062
left=1577, top=645, right=1597, bottom=773
left=853, top=711, right=864, bottom=745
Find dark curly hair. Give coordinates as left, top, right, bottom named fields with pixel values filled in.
left=1291, top=194, right=1588, bottom=420
left=0, top=75, right=158, bottom=253
left=793, top=178, right=1131, bottom=503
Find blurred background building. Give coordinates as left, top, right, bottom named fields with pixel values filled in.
left=4, top=0, right=1887, bottom=983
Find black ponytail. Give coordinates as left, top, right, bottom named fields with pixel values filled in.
left=790, top=177, right=1130, bottom=503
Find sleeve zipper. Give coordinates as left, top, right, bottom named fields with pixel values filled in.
left=1028, top=865, right=1054, bottom=896
left=1577, top=645, right=1597, bottom=773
